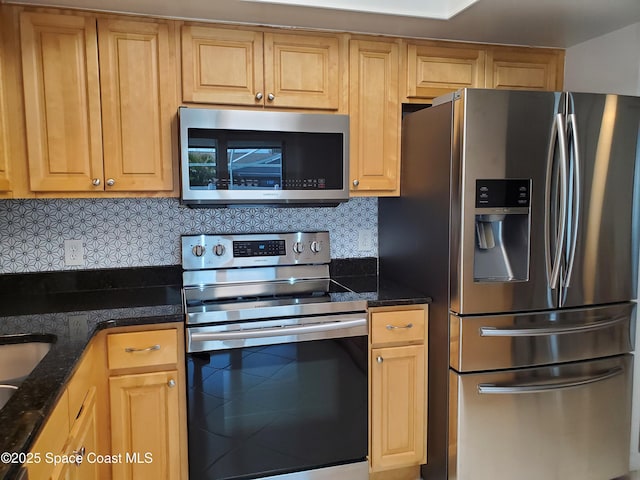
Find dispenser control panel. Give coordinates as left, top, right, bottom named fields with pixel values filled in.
left=476, top=179, right=530, bottom=208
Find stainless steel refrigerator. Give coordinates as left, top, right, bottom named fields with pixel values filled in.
left=379, top=89, right=639, bottom=480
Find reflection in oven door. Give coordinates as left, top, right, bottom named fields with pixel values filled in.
left=187, top=336, right=368, bottom=480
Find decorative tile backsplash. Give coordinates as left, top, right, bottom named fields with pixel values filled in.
left=0, top=197, right=378, bottom=274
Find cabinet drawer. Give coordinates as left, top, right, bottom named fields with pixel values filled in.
left=371, top=309, right=425, bottom=346
left=108, top=329, right=177, bottom=370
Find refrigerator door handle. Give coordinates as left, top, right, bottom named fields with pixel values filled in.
left=479, top=314, right=628, bottom=337
left=545, top=113, right=569, bottom=290
left=563, top=112, right=581, bottom=290
left=477, top=366, right=624, bottom=394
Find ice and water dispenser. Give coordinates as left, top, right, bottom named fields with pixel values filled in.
left=474, top=179, right=531, bottom=282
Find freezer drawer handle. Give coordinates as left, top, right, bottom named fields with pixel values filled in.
left=479, top=315, right=627, bottom=337
left=477, top=366, right=623, bottom=395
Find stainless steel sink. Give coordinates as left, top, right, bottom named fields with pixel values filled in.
left=0, top=340, right=52, bottom=383
left=0, top=384, right=19, bottom=410
left=0, top=335, right=55, bottom=410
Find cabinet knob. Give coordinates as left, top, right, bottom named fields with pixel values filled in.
left=255, top=92, right=264, bottom=100
left=376, top=356, right=383, bottom=364
left=267, top=93, right=275, bottom=101
left=168, top=379, right=176, bottom=388
left=106, top=178, right=115, bottom=186
left=92, top=178, right=101, bottom=186
left=73, top=446, right=86, bottom=465
left=352, top=179, right=360, bottom=187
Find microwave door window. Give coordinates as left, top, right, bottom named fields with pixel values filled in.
left=228, top=141, right=283, bottom=190
left=187, top=130, right=219, bottom=190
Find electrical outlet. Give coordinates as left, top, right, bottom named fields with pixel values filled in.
left=357, top=229, right=374, bottom=251
left=67, top=313, right=89, bottom=339
left=64, top=239, right=85, bottom=266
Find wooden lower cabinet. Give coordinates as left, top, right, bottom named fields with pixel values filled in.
left=369, top=306, right=428, bottom=479
left=109, top=371, right=182, bottom=480
left=107, top=326, right=187, bottom=480
left=51, top=387, right=99, bottom=480
left=371, top=345, right=426, bottom=470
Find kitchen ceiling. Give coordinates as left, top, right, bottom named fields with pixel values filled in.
left=4, top=0, right=640, bottom=47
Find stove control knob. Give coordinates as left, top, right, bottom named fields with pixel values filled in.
left=192, top=245, right=205, bottom=257
left=293, top=241, right=305, bottom=254
left=310, top=241, right=322, bottom=253
left=213, top=244, right=226, bottom=256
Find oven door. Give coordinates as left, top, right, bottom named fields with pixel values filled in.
left=186, top=316, right=368, bottom=480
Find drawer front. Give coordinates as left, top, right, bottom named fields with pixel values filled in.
left=450, top=355, right=631, bottom=480
left=371, top=309, right=425, bottom=346
left=108, top=329, right=177, bottom=370
left=450, top=302, right=634, bottom=372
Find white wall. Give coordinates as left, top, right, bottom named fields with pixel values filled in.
left=564, top=22, right=640, bottom=95
left=565, top=21, right=640, bottom=473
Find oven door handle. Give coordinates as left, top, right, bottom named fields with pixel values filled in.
left=190, top=317, right=367, bottom=342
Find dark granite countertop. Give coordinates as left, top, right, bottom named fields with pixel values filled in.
left=0, top=260, right=430, bottom=479
left=0, top=266, right=183, bottom=480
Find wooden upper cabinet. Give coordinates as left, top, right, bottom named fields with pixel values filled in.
left=20, top=11, right=104, bottom=192
left=406, top=42, right=485, bottom=100
left=181, top=25, right=341, bottom=110
left=349, top=39, right=400, bottom=196
left=486, top=46, right=564, bottom=91
left=19, top=11, right=177, bottom=194
left=263, top=32, right=340, bottom=109
left=0, top=41, right=11, bottom=192
left=182, top=26, right=264, bottom=105
left=98, top=18, right=175, bottom=191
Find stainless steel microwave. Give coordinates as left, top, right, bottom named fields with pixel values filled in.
left=179, top=107, right=350, bottom=207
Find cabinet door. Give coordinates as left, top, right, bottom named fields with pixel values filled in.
left=98, top=18, right=175, bottom=191
left=486, top=47, right=564, bottom=91
left=371, top=344, right=426, bottom=471
left=0, top=40, right=10, bottom=191
left=349, top=39, right=400, bottom=196
left=110, top=370, right=181, bottom=480
left=52, top=387, right=99, bottom=480
left=406, top=43, right=485, bottom=100
left=181, top=25, right=264, bottom=105
left=263, top=32, right=340, bottom=110
left=20, top=12, right=104, bottom=191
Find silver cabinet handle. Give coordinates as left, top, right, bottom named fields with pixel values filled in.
left=352, top=179, right=359, bottom=187
left=255, top=92, right=263, bottom=100
left=167, top=379, right=176, bottom=388
left=125, top=344, right=161, bottom=353
left=106, top=178, right=115, bottom=186
left=386, top=323, right=413, bottom=330
left=478, top=367, right=623, bottom=395
left=267, top=93, right=275, bottom=101
left=376, top=356, right=383, bottom=364
left=92, top=178, right=101, bottom=186
left=479, top=315, right=627, bottom=337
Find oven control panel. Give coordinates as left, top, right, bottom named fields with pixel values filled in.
left=181, top=232, right=331, bottom=270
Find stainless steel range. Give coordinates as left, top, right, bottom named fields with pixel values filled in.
left=182, top=231, right=369, bottom=480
